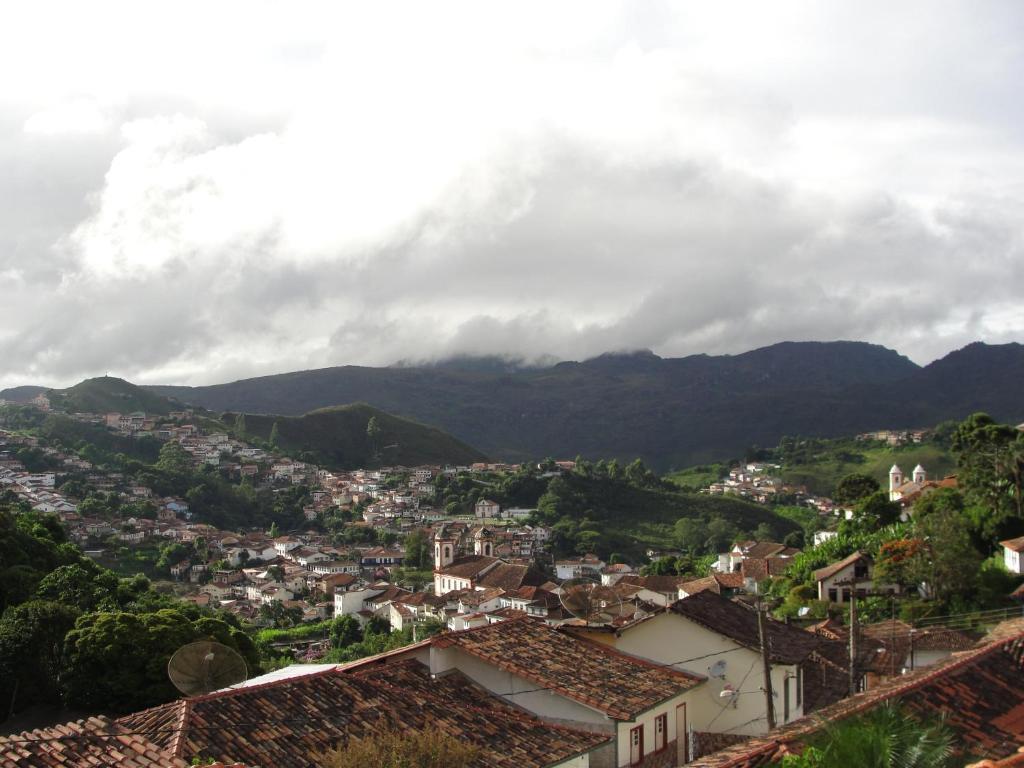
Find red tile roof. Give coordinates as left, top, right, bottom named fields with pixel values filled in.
left=812, top=551, right=867, bottom=582
left=437, top=554, right=499, bottom=579
left=0, top=715, right=190, bottom=767
left=434, top=616, right=702, bottom=719
left=117, top=659, right=608, bottom=768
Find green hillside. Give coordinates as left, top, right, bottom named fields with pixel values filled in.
left=781, top=441, right=956, bottom=497
left=531, top=465, right=802, bottom=559
left=228, top=404, right=487, bottom=469
left=666, top=434, right=958, bottom=498
left=48, top=377, right=180, bottom=415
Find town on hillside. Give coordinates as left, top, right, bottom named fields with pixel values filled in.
left=2, top=394, right=1024, bottom=767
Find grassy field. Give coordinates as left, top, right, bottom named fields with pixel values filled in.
left=665, top=462, right=729, bottom=490
left=781, top=442, right=955, bottom=496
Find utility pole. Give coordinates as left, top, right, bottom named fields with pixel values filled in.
left=848, top=580, right=859, bottom=696
left=756, top=597, right=776, bottom=730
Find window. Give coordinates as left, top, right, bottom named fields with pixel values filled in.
left=795, top=666, right=802, bottom=708
left=630, top=724, right=644, bottom=765
left=654, top=713, right=667, bottom=752
left=828, top=588, right=837, bottom=602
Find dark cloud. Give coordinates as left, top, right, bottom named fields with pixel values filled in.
left=1, top=2, right=1022, bottom=388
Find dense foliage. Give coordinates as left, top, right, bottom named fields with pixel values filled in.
left=531, top=459, right=800, bottom=558
left=780, top=702, right=954, bottom=768
left=318, top=728, right=481, bottom=768
left=0, top=502, right=257, bottom=719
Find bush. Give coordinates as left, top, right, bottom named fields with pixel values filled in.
left=318, top=728, right=481, bottom=768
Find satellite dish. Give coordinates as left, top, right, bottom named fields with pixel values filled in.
left=708, top=660, right=728, bottom=679
left=559, top=578, right=626, bottom=626
left=168, top=640, right=248, bottom=696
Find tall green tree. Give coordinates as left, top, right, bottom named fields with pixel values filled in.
left=366, top=416, right=382, bottom=459
left=833, top=473, right=880, bottom=507
left=62, top=609, right=251, bottom=713
left=233, top=412, right=247, bottom=438
left=155, top=441, right=192, bottom=475
left=953, top=412, right=1024, bottom=522
left=402, top=529, right=429, bottom=570
left=269, top=421, right=281, bottom=449
left=0, top=600, right=80, bottom=714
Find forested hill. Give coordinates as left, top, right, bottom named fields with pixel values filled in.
left=227, top=404, right=487, bottom=469
left=0, top=385, right=48, bottom=403
left=47, top=376, right=184, bottom=415
left=148, top=341, right=1024, bottom=471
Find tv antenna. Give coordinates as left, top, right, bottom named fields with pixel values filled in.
left=167, top=640, right=248, bottom=696
left=558, top=577, right=626, bottom=626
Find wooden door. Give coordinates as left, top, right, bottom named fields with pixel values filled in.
left=629, top=724, right=644, bottom=765
left=676, top=703, right=688, bottom=764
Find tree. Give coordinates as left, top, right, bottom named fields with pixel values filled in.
left=908, top=505, right=984, bottom=603
left=62, top=609, right=250, bottom=713
left=953, top=412, right=1023, bottom=522
left=269, top=421, right=281, bottom=449
left=403, top=529, right=429, bottom=570
left=873, top=538, right=925, bottom=590
left=853, top=492, right=901, bottom=530
left=233, top=413, right=247, bottom=438
left=269, top=521, right=280, bottom=539
left=155, top=441, right=192, bottom=475
left=330, top=615, right=362, bottom=648
left=318, top=728, right=481, bottom=768
left=833, top=473, right=880, bottom=507
left=674, top=518, right=705, bottom=553
left=366, top=416, right=382, bottom=458
left=34, top=562, right=120, bottom=612
left=0, top=600, right=80, bottom=714
left=780, top=702, right=954, bottom=768
left=705, top=517, right=739, bottom=553
left=259, top=601, right=303, bottom=628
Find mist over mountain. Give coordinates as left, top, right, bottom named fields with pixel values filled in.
left=145, top=340, right=1024, bottom=471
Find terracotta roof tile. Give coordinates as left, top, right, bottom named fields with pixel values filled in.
left=435, top=617, right=703, bottom=719
left=118, top=659, right=607, bottom=768
left=812, top=551, right=867, bottom=583
left=0, top=715, right=190, bottom=767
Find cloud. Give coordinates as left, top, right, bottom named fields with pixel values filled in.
left=1, top=1, right=1023, bottom=389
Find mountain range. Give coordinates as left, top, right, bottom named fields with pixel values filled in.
left=130, top=340, right=1024, bottom=471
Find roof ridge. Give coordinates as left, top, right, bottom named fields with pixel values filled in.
left=169, top=698, right=191, bottom=757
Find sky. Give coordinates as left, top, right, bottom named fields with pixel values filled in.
left=2, top=1, right=1023, bottom=389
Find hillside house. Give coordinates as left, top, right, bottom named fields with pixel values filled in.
left=475, top=498, right=501, bottom=518
left=555, top=554, right=606, bottom=581
left=565, top=592, right=821, bottom=738
left=1001, top=536, right=1024, bottom=575
left=813, top=551, right=899, bottom=604
left=428, top=618, right=704, bottom=767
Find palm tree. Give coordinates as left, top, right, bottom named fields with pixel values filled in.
left=781, top=702, right=954, bottom=768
